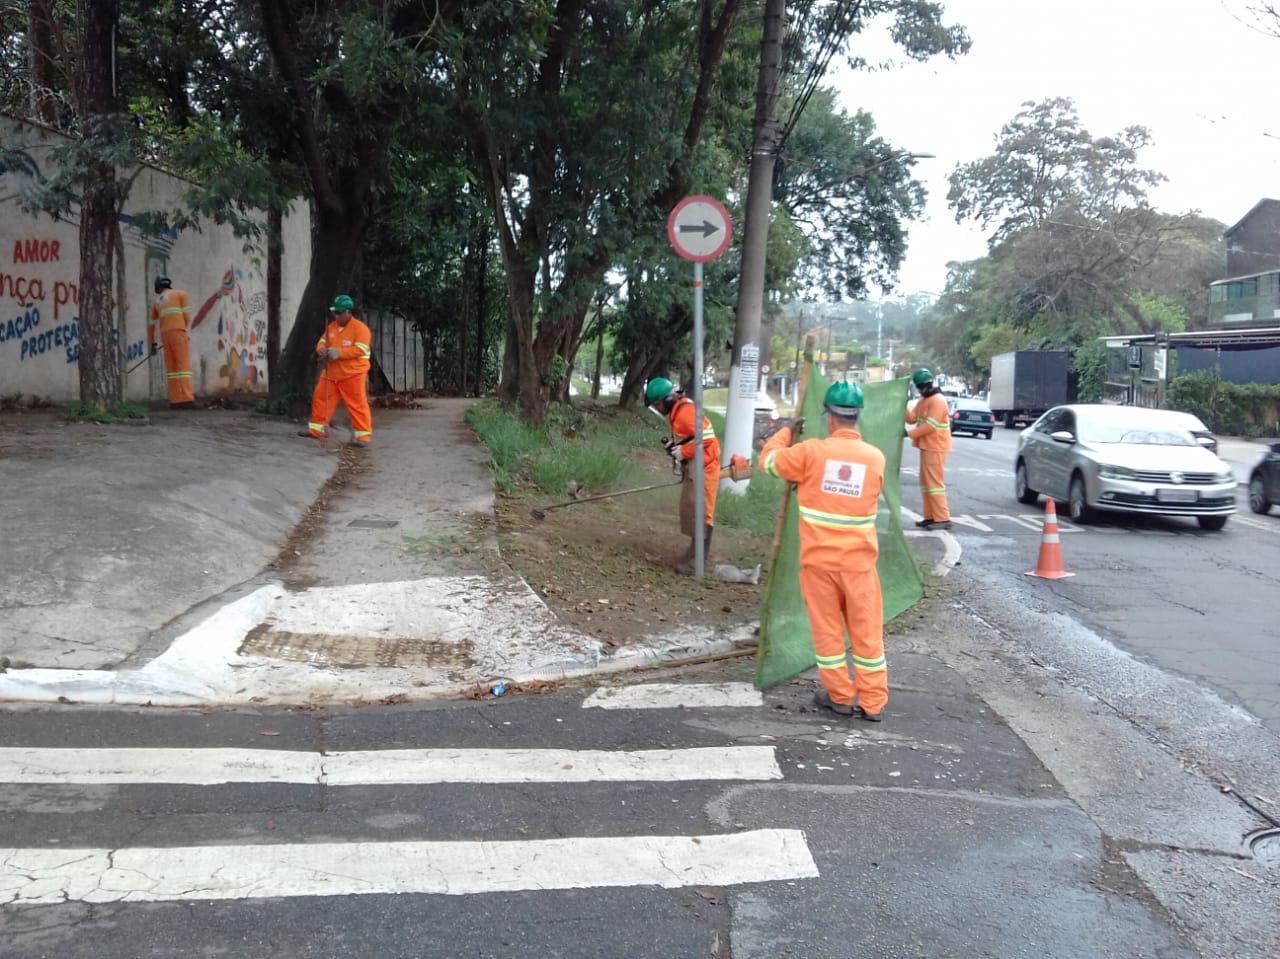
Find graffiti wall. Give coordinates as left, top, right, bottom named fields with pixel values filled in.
left=0, top=116, right=311, bottom=403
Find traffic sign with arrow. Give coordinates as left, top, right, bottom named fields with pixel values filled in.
left=667, top=195, right=732, bottom=262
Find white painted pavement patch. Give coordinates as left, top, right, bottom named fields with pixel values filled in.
left=582, top=682, right=763, bottom=710
left=1, top=830, right=819, bottom=903
left=0, top=576, right=747, bottom=707
left=0, top=746, right=782, bottom=785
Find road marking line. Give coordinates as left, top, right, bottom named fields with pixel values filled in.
left=325, top=747, right=781, bottom=784
left=0, top=746, right=782, bottom=785
left=1232, top=513, right=1279, bottom=532
left=903, top=529, right=961, bottom=577
left=948, top=514, right=994, bottom=532
left=1, top=829, right=819, bottom=903
left=582, top=683, right=762, bottom=710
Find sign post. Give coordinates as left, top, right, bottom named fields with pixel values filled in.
left=667, top=195, right=732, bottom=579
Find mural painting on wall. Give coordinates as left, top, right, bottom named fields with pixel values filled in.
left=0, top=235, right=96, bottom=367
left=190, top=265, right=268, bottom=392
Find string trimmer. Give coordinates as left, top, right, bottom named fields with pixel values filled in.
left=530, top=455, right=752, bottom=520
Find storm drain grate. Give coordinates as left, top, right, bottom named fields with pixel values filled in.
left=240, top=628, right=472, bottom=669
left=347, top=518, right=399, bottom=529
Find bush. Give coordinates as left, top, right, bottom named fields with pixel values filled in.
left=1167, top=370, right=1280, bottom=437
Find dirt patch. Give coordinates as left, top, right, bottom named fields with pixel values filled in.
left=493, top=459, right=773, bottom=649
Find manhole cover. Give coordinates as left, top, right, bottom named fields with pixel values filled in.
left=1248, top=828, right=1280, bottom=867
left=240, top=628, right=471, bottom=668
left=348, top=518, right=399, bottom=529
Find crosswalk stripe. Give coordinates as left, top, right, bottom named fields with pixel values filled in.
left=2, top=830, right=820, bottom=903
left=0, top=745, right=782, bottom=785
left=582, top=682, right=763, bottom=710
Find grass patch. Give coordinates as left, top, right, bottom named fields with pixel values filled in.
left=467, top=397, right=782, bottom=532
left=713, top=469, right=783, bottom=536
left=64, top=400, right=149, bottom=423
left=467, top=399, right=659, bottom=496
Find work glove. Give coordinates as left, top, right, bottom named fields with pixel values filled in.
left=149, top=342, right=159, bottom=356
left=788, top=417, right=804, bottom=437
left=661, top=437, right=683, bottom=473
left=326, top=347, right=340, bottom=361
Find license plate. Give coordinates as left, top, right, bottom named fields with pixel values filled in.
left=1157, top=488, right=1197, bottom=503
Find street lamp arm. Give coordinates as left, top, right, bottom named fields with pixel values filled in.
left=850, top=151, right=935, bottom=181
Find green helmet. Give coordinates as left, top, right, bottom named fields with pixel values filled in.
left=911, top=368, right=933, bottom=387
left=153, top=275, right=172, bottom=292
left=330, top=294, right=355, bottom=312
left=644, top=376, right=675, bottom=406
left=823, top=381, right=864, bottom=417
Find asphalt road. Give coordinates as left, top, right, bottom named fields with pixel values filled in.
left=0, top=661, right=1211, bottom=959
left=909, top=428, right=1280, bottom=734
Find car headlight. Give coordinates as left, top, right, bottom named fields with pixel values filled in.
left=1098, top=464, right=1137, bottom=480
left=1215, top=468, right=1235, bottom=483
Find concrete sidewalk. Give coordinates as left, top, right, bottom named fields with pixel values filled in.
left=0, top=405, right=1269, bottom=706
left=0, top=399, right=749, bottom=707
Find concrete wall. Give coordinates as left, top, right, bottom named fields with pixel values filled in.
left=0, top=116, right=311, bottom=403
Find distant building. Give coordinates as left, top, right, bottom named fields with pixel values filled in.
left=1223, top=198, right=1280, bottom=278
left=1207, top=199, right=1280, bottom=327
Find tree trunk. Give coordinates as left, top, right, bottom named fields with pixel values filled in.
left=591, top=308, right=604, bottom=400
left=474, top=227, right=488, bottom=396
left=74, top=0, right=121, bottom=408
left=267, top=203, right=282, bottom=382
left=27, top=0, right=57, bottom=124
left=273, top=205, right=367, bottom=406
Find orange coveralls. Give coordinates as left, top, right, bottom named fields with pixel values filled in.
left=308, top=316, right=373, bottom=445
left=149, top=289, right=195, bottom=405
left=761, top=425, right=888, bottom=713
left=906, top=391, right=951, bottom=523
left=668, top=395, right=720, bottom=533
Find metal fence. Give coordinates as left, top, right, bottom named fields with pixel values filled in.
left=364, top=309, right=424, bottom=393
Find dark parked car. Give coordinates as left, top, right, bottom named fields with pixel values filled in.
left=1248, top=442, right=1280, bottom=515
left=1014, top=404, right=1236, bottom=530
left=950, top=397, right=995, bottom=439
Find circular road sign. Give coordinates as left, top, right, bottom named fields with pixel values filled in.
left=667, top=195, right=732, bottom=263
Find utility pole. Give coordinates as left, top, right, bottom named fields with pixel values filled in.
left=721, top=0, right=785, bottom=494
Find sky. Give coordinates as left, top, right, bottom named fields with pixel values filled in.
left=830, top=0, right=1280, bottom=299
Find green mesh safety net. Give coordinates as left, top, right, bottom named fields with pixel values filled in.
left=754, top=368, right=924, bottom=688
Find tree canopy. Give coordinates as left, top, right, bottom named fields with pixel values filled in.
left=921, top=97, right=1226, bottom=387
left=2, top=0, right=970, bottom=418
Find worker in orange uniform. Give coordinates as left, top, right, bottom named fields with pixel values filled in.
left=305, top=294, right=373, bottom=448
left=760, top=381, right=887, bottom=721
left=148, top=275, right=195, bottom=409
left=905, top=368, right=951, bottom=531
left=644, top=376, right=720, bottom=574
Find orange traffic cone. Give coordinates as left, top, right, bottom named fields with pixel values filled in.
left=1026, top=499, right=1075, bottom=579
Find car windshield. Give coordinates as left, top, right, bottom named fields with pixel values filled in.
left=1078, top=419, right=1197, bottom=446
